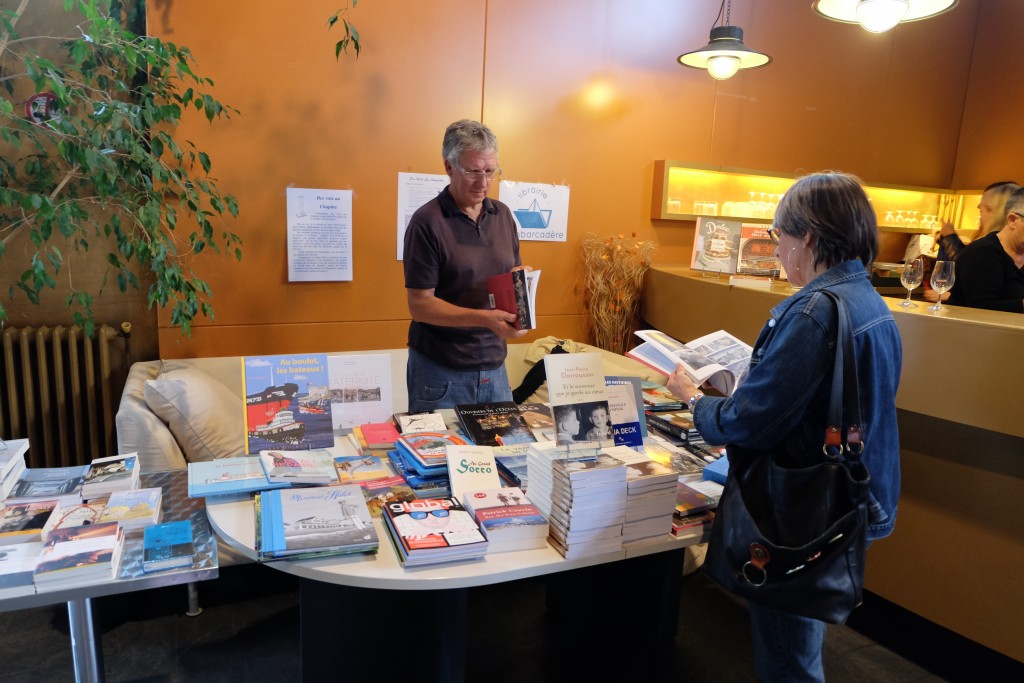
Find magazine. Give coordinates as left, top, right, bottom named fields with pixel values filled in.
left=627, top=329, right=752, bottom=396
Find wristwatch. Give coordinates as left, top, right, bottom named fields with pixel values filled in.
left=688, top=392, right=704, bottom=412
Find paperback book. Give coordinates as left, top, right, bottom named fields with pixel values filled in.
left=142, top=520, right=195, bottom=573
left=0, top=439, right=30, bottom=486
left=358, top=475, right=417, bottom=518
left=99, top=487, right=162, bottom=530
left=486, top=268, right=541, bottom=330
left=640, top=381, right=684, bottom=411
left=393, top=411, right=448, bottom=434
left=517, top=403, right=555, bottom=442
left=187, top=456, right=291, bottom=498
left=0, top=541, right=42, bottom=596
left=5, top=465, right=90, bottom=507
left=328, top=353, right=394, bottom=431
left=259, top=448, right=337, bottom=485
left=334, top=453, right=395, bottom=483
left=544, top=352, right=611, bottom=450
left=460, top=487, right=549, bottom=553
left=242, top=353, right=334, bottom=454
left=445, top=445, right=501, bottom=502
left=81, top=453, right=140, bottom=499
left=41, top=501, right=106, bottom=541
left=33, top=521, right=124, bottom=588
left=382, top=497, right=488, bottom=567
left=0, top=500, right=57, bottom=544
left=604, top=381, right=643, bottom=449
left=628, top=328, right=752, bottom=396
left=454, top=402, right=536, bottom=450
left=256, top=485, right=378, bottom=560
left=358, top=421, right=401, bottom=450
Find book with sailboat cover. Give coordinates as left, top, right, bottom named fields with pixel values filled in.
left=627, top=329, right=752, bottom=396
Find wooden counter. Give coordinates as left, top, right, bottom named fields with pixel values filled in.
left=641, top=266, right=1024, bottom=663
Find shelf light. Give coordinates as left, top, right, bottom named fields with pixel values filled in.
left=812, top=0, right=958, bottom=33
left=678, top=1, right=771, bottom=81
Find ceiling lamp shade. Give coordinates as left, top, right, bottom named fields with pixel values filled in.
left=678, top=25, right=772, bottom=81
left=812, top=0, right=957, bottom=33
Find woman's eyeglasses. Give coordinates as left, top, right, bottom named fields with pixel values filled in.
left=767, top=225, right=780, bottom=244
left=409, top=509, right=450, bottom=520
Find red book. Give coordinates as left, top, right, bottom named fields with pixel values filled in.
left=486, top=269, right=539, bottom=330
left=358, top=422, right=401, bottom=450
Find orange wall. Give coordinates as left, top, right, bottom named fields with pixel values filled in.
left=152, top=0, right=1009, bottom=359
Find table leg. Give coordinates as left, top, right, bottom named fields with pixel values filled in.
left=67, top=597, right=104, bottom=683
left=300, top=579, right=468, bottom=683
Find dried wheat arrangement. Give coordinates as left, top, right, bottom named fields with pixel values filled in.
left=579, top=232, right=657, bottom=355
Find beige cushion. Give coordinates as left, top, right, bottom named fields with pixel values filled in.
left=143, top=362, right=245, bottom=462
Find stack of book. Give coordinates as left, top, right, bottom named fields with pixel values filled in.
left=672, top=478, right=723, bottom=538
left=641, top=441, right=707, bottom=479
left=255, top=485, right=379, bottom=561
left=0, top=439, right=29, bottom=500
left=259, top=448, right=338, bottom=486
left=187, top=455, right=291, bottom=498
left=645, top=410, right=700, bottom=445
left=0, top=540, right=43, bottom=598
left=4, top=464, right=90, bottom=507
left=547, top=454, right=628, bottom=560
left=605, top=446, right=680, bottom=543
left=33, top=521, right=125, bottom=589
left=80, top=453, right=140, bottom=499
left=357, top=421, right=401, bottom=450
left=495, top=453, right=529, bottom=490
left=460, top=487, right=549, bottom=553
left=99, top=487, right=163, bottom=530
left=522, top=440, right=564, bottom=518
left=0, top=500, right=57, bottom=544
left=41, top=500, right=106, bottom=541
left=381, top=497, right=488, bottom=567
left=640, top=381, right=684, bottom=411
left=387, top=431, right=467, bottom=498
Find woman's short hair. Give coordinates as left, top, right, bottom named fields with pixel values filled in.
left=774, top=172, right=877, bottom=269
left=442, top=119, right=498, bottom=166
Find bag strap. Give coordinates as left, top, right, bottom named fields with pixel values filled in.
left=820, top=290, right=863, bottom=462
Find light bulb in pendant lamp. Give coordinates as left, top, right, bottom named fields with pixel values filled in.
left=813, top=0, right=958, bottom=33
left=678, top=25, right=771, bottom=81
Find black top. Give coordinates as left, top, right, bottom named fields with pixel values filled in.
left=403, top=187, right=521, bottom=369
left=947, top=232, right=1024, bottom=313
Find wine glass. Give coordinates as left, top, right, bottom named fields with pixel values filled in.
left=928, top=260, right=955, bottom=312
left=899, top=258, right=923, bottom=307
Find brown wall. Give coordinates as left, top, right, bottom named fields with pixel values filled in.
left=148, top=0, right=1016, bottom=358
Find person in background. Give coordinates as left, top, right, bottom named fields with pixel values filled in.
left=403, top=120, right=530, bottom=412
left=947, top=185, right=1024, bottom=312
left=935, top=181, right=1018, bottom=262
left=666, top=172, right=902, bottom=683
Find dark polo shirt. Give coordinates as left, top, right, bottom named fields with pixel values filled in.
left=947, top=232, right=1024, bottom=313
left=403, top=186, right=521, bottom=370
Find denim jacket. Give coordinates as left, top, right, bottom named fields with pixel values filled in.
left=692, top=260, right=902, bottom=540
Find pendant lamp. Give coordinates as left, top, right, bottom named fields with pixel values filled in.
left=678, top=0, right=771, bottom=81
left=812, top=0, right=957, bottom=33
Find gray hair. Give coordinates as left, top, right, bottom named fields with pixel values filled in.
left=442, top=119, right=498, bottom=166
left=774, top=172, right=877, bottom=269
left=1004, top=184, right=1024, bottom=221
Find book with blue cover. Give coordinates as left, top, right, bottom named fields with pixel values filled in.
left=187, top=456, right=291, bottom=498
left=242, top=353, right=334, bottom=454
left=142, top=520, right=194, bottom=573
left=256, top=484, right=378, bottom=561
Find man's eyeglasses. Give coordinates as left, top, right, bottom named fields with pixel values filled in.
left=409, top=509, right=450, bottom=520
left=457, top=166, right=501, bottom=182
left=767, top=225, right=780, bottom=244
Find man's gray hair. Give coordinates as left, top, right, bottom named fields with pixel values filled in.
left=442, top=119, right=498, bottom=166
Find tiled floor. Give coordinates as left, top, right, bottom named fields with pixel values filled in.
left=0, top=562, right=1019, bottom=682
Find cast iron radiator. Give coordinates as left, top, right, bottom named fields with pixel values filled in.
left=0, top=324, right=120, bottom=468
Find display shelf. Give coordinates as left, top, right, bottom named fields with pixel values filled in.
left=652, top=161, right=962, bottom=234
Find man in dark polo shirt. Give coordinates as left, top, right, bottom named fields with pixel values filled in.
left=402, top=120, right=530, bottom=412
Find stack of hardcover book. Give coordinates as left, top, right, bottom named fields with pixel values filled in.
left=255, top=485, right=378, bottom=560
left=80, top=453, right=140, bottom=500
left=547, top=454, right=627, bottom=560
left=460, top=487, right=549, bottom=553
left=259, top=448, right=338, bottom=486
left=387, top=431, right=467, bottom=498
left=604, top=446, right=679, bottom=543
left=381, top=497, right=488, bottom=567
left=0, top=439, right=30, bottom=500
left=4, top=464, right=90, bottom=507
left=33, top=521, right=125, bottom=589
left=645, top=410, right=700, bottom=445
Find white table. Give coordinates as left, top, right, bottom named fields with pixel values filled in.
left=207, top=495, right=704, bottom=682
left=0, top=471, right=218, bottom=683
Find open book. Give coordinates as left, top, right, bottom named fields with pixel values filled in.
left=626, top=329, right=752, bottom=396
left=487, top=269, right=541, bottom=330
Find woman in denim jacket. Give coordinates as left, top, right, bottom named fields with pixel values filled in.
left=668, top=172, right=902, bottom=683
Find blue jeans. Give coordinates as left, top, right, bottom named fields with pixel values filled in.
left=406, top=347, right=513, bottom=413
left=749, top=602, right=825, bottom=683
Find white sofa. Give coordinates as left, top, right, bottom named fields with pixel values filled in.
left=116, top=338, right=665, bottom=474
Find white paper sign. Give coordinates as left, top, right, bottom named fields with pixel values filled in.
left=396, top=172, right=449, bottom=260
left=498, top=181, right=570, bottom=243
left=286, top=187, right=352, bottom=281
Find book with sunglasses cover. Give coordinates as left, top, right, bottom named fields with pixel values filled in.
left=381, top=497, right=487, bottom=566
